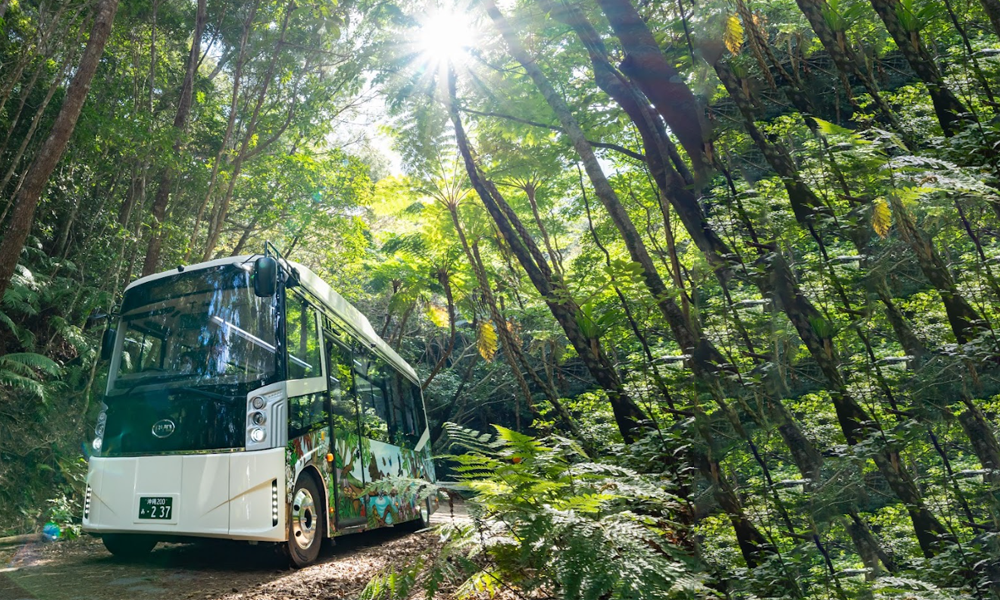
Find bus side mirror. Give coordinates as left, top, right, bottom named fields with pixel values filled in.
left=254, top=256, right=278, bottom=297
left=101, top=328, right=116, bottom=361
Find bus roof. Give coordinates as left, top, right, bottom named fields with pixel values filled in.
left=123, top=256, right=420, bottom=384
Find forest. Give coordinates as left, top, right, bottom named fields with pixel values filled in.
left=2, top=0, right=1000, bottom=597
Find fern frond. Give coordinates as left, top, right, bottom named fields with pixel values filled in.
left=0, top=353, right=61, bottom=377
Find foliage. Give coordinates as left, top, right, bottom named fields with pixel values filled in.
left=386, top=424, right=708, bottom=600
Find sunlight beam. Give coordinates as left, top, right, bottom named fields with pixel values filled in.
left=415, top=11, right=474, bottom=66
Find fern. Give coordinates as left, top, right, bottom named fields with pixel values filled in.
left=360, top=557, right=425, bottom=600
left=0, top=352, right=62, bottom=401
left=418, top=424, right=705, bottom=600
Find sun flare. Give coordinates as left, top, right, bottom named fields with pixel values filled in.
left=416, top=11, right=475, bottom=65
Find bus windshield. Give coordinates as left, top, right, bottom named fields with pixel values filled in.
left=108, top=264, right=278, bottom=395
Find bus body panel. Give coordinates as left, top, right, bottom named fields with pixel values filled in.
left=83, top=449, right=285, bottom=542
left=285, top=428, right=335, bottom=534
left=229, top=448, right=286, bottom=541
left=363, top=438, right=426, bottom=527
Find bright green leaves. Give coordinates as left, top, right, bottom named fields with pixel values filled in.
left=426, top=303, right=450, bottom=327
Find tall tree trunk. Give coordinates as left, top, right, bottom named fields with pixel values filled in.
left=446, top=65, right=646, bottom=443
left=142, top=0, right=206, bottom=276
left=544, top=0, right=730, bottom=271
left=867, top=0, right=969, bottom=135
left=714, top=61, right=826, bottom=225
left=887, top=193, right=985, bottom=344
left=202, top=2, right=293, bottom=260
left=0, top=0, right=119, bottom=301
left=484, top=0, right=724, bottom=375
left=591, top=0, right=709, bottom=178
left=421, top=268, right=458, bottom=391
left=488, top=0, right=779, bottom=568
left=767, top=253, right=951, bottom=558
left=521, top=181, right=563, bottom=276
left=0, top=43, right=77, bottom=198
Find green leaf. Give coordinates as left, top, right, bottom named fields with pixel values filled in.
left=812, top=117, right=854, bottom=136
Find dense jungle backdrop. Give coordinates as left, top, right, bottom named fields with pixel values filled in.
left=4, top=0, right=1000, bottom=597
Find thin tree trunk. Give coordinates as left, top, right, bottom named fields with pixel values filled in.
left=714, top=61, right=825, bottom=224
left=0, top=0, right=119, bottom=301
left=792, top=0, right=911, bottom=141
left=888, top=194, right=984, bottom=344
left=422, top=268, right=458, bottom=391
left=186, top=0, right=259, bottom=261
left=492, top=0, right=781, bottom=567
left=980, top=0, right=1000, bottom=37
left=545, top=0, right=729, bottom=271
left=0, top=43, right=77, bottom=198
left=141, top=0, right=206, bottom=275
left=202, top=2, right=292, bottom=260
left=0, top=2, right=74, bottom=120
left=522, top=182, right=563, bottom=276
left=767, top=252, right=951, bottom=558
left=867, top=0, right=969, bottom=135
left=448, top=203, right=535, bottom=430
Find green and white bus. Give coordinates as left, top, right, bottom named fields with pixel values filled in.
left=83, top=253, right=436, bottom=566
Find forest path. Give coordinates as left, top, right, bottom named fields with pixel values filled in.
left=0, top=505, right=468, bottom=600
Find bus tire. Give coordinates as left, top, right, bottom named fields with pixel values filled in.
left=287, top=474, right=324, bottom=567
left=102, top=534, right=157, bottom=559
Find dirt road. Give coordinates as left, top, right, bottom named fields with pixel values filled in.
left=0, top=508, right=467, bottom=600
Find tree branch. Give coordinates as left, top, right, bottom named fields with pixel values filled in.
left=459, top=107, right=646, bottom=162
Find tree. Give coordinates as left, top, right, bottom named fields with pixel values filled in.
left=0, top=0, right=120, bottom=301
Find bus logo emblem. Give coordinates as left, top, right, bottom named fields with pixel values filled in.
left=152, top=419, right=176, bottom=438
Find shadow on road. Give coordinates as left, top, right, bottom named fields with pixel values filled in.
left=0, top=523, right=425, bottom=600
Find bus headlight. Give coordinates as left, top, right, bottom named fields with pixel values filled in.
left=250, top=428, right=266, bottom=443
left=250, top=396, right=266, bottom=410
left=251, top=411, right=266, bottom=426
left=92, top=438, right=102, bottom=452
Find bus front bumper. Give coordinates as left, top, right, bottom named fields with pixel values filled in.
left=82, top=448, right=286, bottom=542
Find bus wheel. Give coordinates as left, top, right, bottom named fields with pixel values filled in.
left=102, top=534, right=157, bottom=558
left=287, top=475, right=324, bottom=567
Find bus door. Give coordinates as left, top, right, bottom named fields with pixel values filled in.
left=323, top=333, right=366, bottom=529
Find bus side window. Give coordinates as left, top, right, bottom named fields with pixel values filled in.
left=355, top=350, right=391, bottom=443
left=286, top=293, right=320, bottom=380
left=325, top=338, right=357, bottom=432
left=389, top=370, right=408, bottom=447
left=288, top=392, right=326, bottom=438
left=409, top=380, right=427, bottom=443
